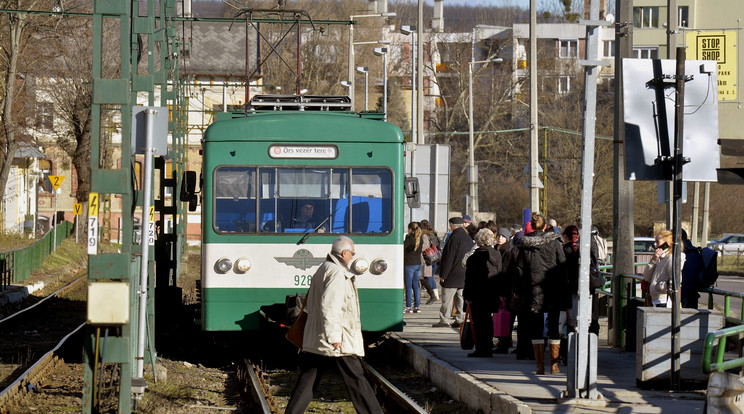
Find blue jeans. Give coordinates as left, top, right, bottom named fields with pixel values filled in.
left=404, top=265, right=421, bottom=308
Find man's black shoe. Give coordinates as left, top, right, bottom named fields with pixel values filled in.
left=467, top=351, right=492, bottom=358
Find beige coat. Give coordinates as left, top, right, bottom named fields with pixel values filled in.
left=642, top=251, right=686, bottom=306
left=420, top=233, right=433, bottom=277
left=301, top=254, right=365, bottom=357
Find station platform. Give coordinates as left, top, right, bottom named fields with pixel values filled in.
left=389, top=299, right=706, bottom=413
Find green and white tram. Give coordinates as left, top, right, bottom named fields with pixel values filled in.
left=198, top=95, right=405, bottom=332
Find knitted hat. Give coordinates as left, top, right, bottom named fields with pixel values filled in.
left=498, top=228, right=511, bottom=239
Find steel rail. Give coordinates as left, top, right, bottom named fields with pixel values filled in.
left=239, top=359, right=272, bottom=414
left=361, top=360, right=428, bottom=414
left=0, top=322, right=85, bottom=407
left=0, top=275, right=87, bottom=325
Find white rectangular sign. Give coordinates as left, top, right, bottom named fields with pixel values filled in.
left=88, top=217, right=98, bottom=255
left=623, top=59, right=720, bottom=182
left=268, top=145, right=338, bottom=159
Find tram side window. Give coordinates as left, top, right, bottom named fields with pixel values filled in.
left=214, top=167, right=256, bottom=233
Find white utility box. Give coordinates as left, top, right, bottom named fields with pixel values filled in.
left=636, top=306, right=724, bottom=388
left=87, top=282, right=130, bottom=325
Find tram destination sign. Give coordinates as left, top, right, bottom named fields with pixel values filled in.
left=269, top=145, right=338, bottom=159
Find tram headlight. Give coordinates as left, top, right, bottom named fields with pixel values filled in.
left=350, top=258, right=369, bottom=275
left=215, top=257, right=233, bottom=273
left=235, top=258, right=252, bottom=273
left=369, top=258, right=388, bottom=275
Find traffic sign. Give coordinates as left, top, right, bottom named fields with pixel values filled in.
left=88, top=193, right=99, bottom=255
left=48, top=175, right=65, bottom=190
left=147, top=206, right=155, bottom=246
left=686, top=30, right=738, bottom=101
left=73, top=203, right=82, bottom=215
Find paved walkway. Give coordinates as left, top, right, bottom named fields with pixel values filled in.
left=393, top=298, right=706, bottom=413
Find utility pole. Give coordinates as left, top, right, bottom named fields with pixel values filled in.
left=417, top=0, right=424, bottom=144
left=528, top=0, right=540, bottom=213
left=611, top=0, right=635, bottom=349
left=565, top=0, right=606, bottom=400
left=664, top=0, right=678, bottom=229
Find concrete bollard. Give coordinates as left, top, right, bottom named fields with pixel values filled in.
left=706, top=371, right=744, bottom=413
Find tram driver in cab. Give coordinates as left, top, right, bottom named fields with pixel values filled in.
left=290, top=202, right=327, bottom=233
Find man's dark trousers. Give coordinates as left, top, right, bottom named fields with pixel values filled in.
left=285, top=352, right=382, bottom=414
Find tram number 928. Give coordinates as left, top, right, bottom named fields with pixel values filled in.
left=294, top=274, right=313, bottom=286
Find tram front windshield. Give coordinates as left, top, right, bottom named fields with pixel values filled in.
left=213, top=166, right=393, bottom=234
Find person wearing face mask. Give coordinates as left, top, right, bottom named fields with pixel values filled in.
left=642, top=230, right=685, bottom=308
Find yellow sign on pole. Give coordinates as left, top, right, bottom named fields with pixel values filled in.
left=73, top=203, right=82, bottom=215
left=686, top=30, right=738, bottom=101
left=48, top=175, right=65, bottom=190
left=88, top=193, right=99, bottom=217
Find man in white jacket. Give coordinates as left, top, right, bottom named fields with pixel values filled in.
left=285, top=236, right=382, bottom=414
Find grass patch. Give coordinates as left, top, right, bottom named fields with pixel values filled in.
left=0, top=230, right=37, bottom=252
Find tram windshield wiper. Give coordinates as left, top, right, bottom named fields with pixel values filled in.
left=296, top=215, right=331, bottom=245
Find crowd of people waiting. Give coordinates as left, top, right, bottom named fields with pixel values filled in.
left=404, top=212, right=611, bottom=375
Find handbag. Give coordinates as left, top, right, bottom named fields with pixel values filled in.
left=423, top=244, right=441, bottom=265
left=285, top=302, right=307, bottom=349
left=589, top=267, right=604, bottom=290
left=459, top=303, right=476, bottom=350
left=492, top=298, right=512, bottom=337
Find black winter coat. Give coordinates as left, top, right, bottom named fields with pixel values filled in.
left=515, top=231, right=566, bottom=313
left=438, top=227, right=474, bottom=288
left=463, top=246, right=502, bottom=304
left=403, top=233, right=423, bottom=266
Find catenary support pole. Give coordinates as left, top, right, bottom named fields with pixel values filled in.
left=135, top=108, right=157, bottom=386
left=566, top=0, right=604, bottom=400
left=670, top=46, right=687, bottom=391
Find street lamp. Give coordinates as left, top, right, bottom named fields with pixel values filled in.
left=400, top=25, right=416, bottom=140
left=467, top=57, right=503, bottom=216
left=356, top=66, right=369, bottom=111
left=373, top=47, right=388, bottom=120
left=348, top=12, right=396, bottom=110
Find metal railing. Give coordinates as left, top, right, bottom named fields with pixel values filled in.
left=702, top=324, right=744, bottom=374
left=0, top=221, right=73, bottom=291
left=595, top=264, right=744, bottom=375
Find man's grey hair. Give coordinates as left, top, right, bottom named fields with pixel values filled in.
left=331, top=236, right=354, bottom=255
left=450, top=223, right=465, bottom=229
left=474, top=229, right=495, bottom=247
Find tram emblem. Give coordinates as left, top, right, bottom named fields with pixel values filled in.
left=275, top=249, right=325, bottom=271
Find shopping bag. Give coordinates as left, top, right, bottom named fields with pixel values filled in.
left=492, top=299, right=512, bottom=338
left=460, top=303, right=476, bottom=350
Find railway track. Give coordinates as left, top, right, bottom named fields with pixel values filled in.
left=0, top=274, right=87, bottom=403
left=240, top=357, right=429, bottom=413
left=0, top=323, right=85, bottom=408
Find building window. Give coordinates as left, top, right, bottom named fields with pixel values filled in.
left=603, top=40, right=615, bottom=58
left=633, top=7, right=659, bottom=28
left=36, top=102, right=53, bottom=130
left=678, top=6, right=689, bottom=28
left=633, top=47, right=658, bottom=59
left=558, top=76, right=570, bottom=94
left=559, top=39, right=578, bottom=58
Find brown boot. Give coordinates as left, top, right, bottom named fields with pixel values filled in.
left=532, top=341, right=545, bottom=375
left=549, top=339, right=561, bottom=374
